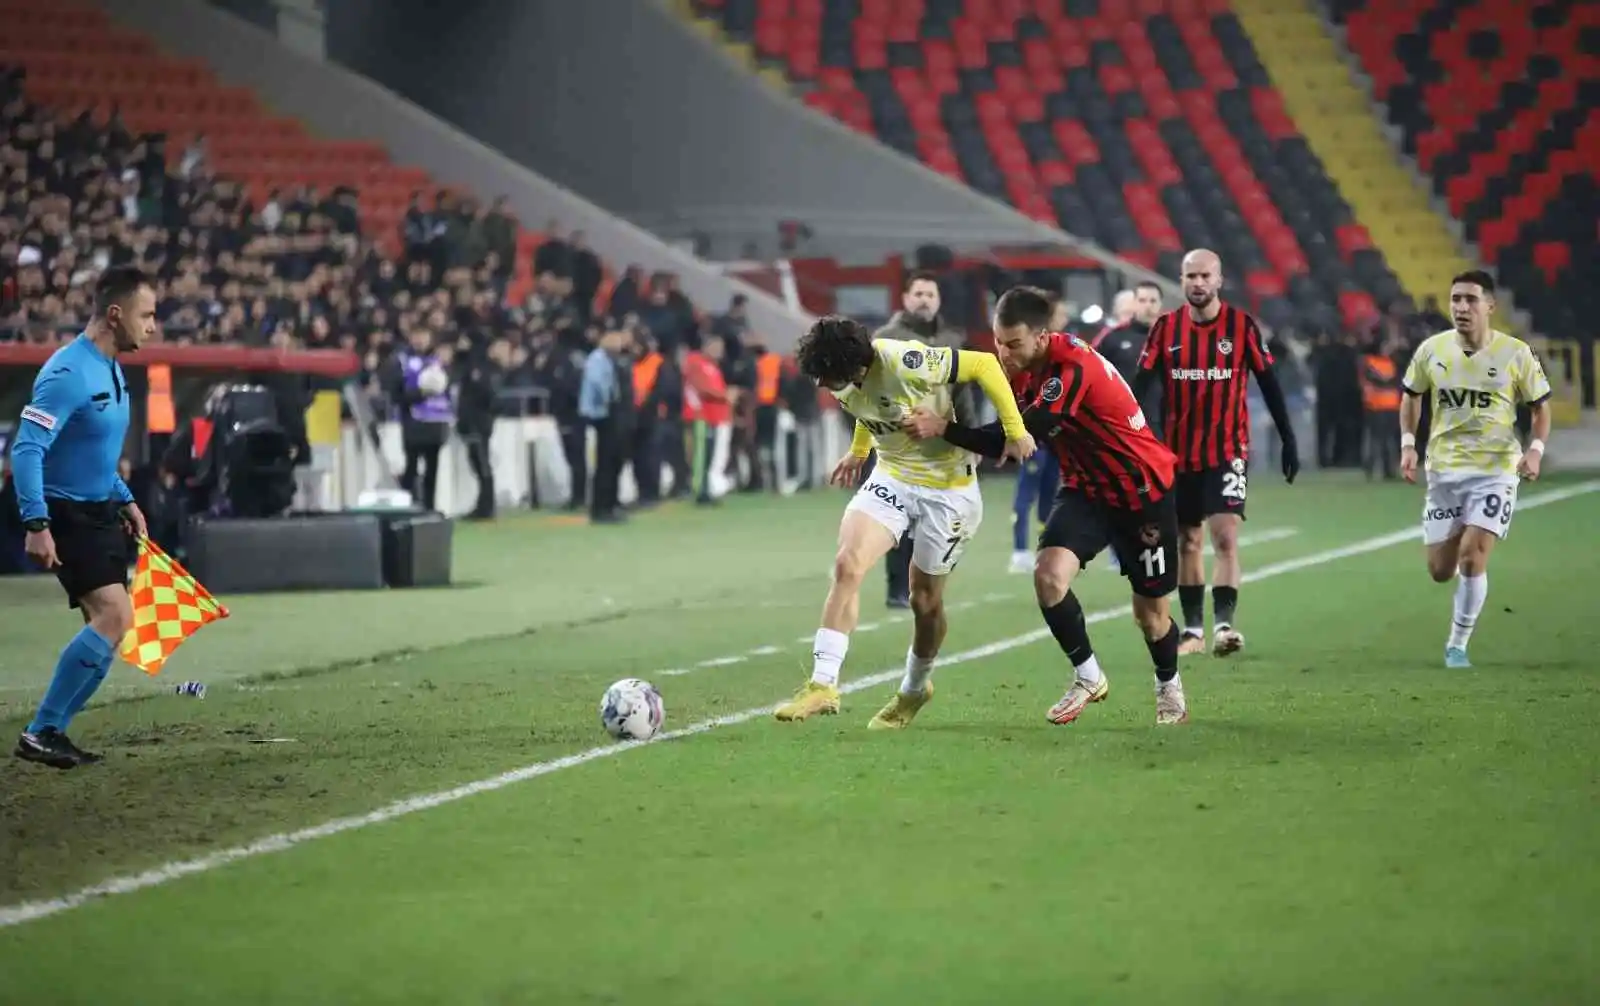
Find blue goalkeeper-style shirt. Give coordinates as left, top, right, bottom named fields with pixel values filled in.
left=9, top=333, right=134, bottom=522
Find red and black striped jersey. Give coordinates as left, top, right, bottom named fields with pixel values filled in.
left=1136, top=302, right=1272, bottom=472
left=1012, top=332, right=1176, bottom=510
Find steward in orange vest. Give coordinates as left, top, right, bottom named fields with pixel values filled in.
left=1361, top=347, right=1402, bottom=480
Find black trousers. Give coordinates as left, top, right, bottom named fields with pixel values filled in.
left=661, top=420, right=691, bottom=497
left=558, top=422, right=587, bottom=509
left=401, top=440, right=443, bottom=511
left=462, top=431, right=495, bottom=516
left=590, top=418, right=625, bottom=518
left=632, top=420, right=661, bottom=504
left=1365, top=409, right=1399, bottom=480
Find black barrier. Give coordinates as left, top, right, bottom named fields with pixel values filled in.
left=184, top=509, right=452, bottom=594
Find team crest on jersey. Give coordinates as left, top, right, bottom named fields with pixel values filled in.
left=1040, top=377, right=1064, bottom=402
left=1139, top=523, right=1161, bottom=547
left=1218, top=339, right=1233, bottom=356
left=902, top=350, right=924, bottom=369
left=1230, top=457, right=1246, bottom=474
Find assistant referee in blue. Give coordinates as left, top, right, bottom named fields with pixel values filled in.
left=11, top=266, right=154, bottom=769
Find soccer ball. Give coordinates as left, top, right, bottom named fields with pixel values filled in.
left=600, top=678, right=665, bottom=741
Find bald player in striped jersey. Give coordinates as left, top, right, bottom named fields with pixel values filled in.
left=1400, top=270, right=1552, bottom=669
left=776, top=316, right=1033, bottom=727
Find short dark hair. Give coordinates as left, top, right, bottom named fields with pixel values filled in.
left=94, top=265, right=151, bottom=317
left=903, top=269, right=939, bottom=293
left=1450, top=269, right=1496, bottom=295
left=1134, top=280, right=1163, bottom=295
left=795, top=315, right=876, bottom=385
left=994, top=286, right=1055, bottom=330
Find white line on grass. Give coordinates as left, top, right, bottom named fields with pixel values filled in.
left=2, top=487, right=1592, bottom=929
left=667, top=526, right=1302, bottom=675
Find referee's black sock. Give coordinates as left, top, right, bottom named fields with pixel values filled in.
left=1040, top=590, right=1095, bottom=667
left=1146, top=619, right=1181, bottom=683
left=1213, top=585, right=1239, bottom=628
left=1178, top=584, right=1205, bottom=636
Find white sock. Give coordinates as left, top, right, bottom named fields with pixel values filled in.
left=1448, top=572, right=1488, bottom=649
left=811, top=628, right=849, bottom=687
left=900, top=648, right=935, bottom=695
left=1074, top=653, right=1104, bottom=686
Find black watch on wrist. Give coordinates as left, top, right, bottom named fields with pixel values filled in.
left=23, top=518, right=49, bottom=533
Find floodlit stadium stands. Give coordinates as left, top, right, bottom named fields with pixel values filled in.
left=693, top=0, right=1412, bottom=333
left=1329, top=0, right=1597, bottom=340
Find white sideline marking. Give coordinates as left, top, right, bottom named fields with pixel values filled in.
left=677, top=527, right=1301, bottom=675
left=2, top=486, right=1592, bottom=929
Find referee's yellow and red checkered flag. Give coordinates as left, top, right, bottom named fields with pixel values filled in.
left=118, top=537, right=230, bottom=676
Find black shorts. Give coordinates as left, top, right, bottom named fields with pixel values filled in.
left=1174, top=459, right=1249, bottom=527
left=46, top=498, right=134, bottom=608
left=1038, top=487, right=1180, bottom=599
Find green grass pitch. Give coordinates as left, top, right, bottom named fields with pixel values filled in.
left=1, top=473, right=1597, bottom=1004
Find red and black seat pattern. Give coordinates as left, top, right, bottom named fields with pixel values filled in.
left=695, top=0, right=1407, bottom=333
left=1331, top=0, right=1598, bottom=339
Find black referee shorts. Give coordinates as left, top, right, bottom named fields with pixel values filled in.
left=45, top=497, right=134, bottom=608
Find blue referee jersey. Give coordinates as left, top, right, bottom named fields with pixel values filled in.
left=9, top=333, right=134, bottom=523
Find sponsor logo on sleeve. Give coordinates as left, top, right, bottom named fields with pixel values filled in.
left=20, top=406, right=56, bottom=431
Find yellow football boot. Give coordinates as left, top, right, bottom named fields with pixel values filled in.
left=774, top=680, right=841, bottom=722
left=867, top=683, right=935, bottom=730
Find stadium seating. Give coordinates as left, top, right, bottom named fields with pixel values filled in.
left=1329, top=0, right=1598, bottom=340
left=0, top=0, right=553, bottom=304
left=692, top=0, right=1409, bottom=333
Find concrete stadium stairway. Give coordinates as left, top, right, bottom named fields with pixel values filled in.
left=1229, top=0, right=1480, bottom=316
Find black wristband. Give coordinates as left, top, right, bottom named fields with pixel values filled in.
left=23, top=518, right=49, bottom=532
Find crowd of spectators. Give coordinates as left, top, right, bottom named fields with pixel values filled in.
left=0, top=65, right=748, bottom=408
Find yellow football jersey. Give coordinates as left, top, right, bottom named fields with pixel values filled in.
left=833, top=338, right=975, bottom=489
left=1402, top=329, right=1551, bottom=477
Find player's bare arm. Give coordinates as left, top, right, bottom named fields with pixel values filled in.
left=1518, top=398, right=1550, bottom=481
left=829, top=421, right=875, bottom=487
left=1398, top=380, right=1424, bottom=483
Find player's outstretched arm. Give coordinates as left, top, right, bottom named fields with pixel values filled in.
left=952, top=350, right=1035, bottom=461
left=952, top=351, right=1027, bottom=438
left=904, top=406, right=1009, bottom=460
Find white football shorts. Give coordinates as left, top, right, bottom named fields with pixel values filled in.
left=1421, top=471, right=1519, bottom=545
left=845, top=470, right=983, bottom=576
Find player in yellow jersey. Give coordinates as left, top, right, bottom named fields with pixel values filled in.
left=775, top=316, right=1034, bottom=726
left=1399, top=270, right=1552, bottom=669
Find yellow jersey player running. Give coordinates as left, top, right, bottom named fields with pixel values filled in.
left=776, top=316, right=1033, bottom=727
left=1400, top=270, right=1552, bottom=669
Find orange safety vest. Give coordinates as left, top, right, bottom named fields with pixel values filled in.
left=1362, top=354, right=1401, bottom=412
left=633, top=352, right=662, bottom=409
left=755, top=352, right=783, bottom=406
left=146, top=363, right=176, bottom=434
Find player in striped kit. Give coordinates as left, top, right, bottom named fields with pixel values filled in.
left=1133, top=249, right=1300, bottom=658
left=909, top=287, right=1189, bottom=726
